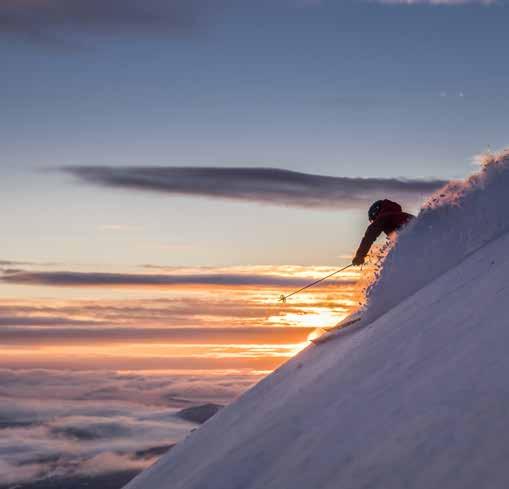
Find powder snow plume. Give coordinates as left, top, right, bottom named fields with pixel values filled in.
left=363, top=148, right=509, bottom=322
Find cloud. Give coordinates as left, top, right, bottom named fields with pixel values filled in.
left=2, top=269, right=355, bottom=288
left=0, top=326, right=314, bottom=346
left=2, top=355, right=292, bottom=371
left=0, top=459, right=44, bottom=485
left=0, top=267, right=357, bottom=334
left=0, top=368, right=263, bottom=407
left=0, top=0, right=202, bottom=42
left=0, top=316, right=103, bottom=326
left=0, top=0, right=498, bottom=44
left=0, top=260, right=33, bottom=266
left=372, top=0, right=496, bottom=4
left=0, top=368, right=262, bottom=484
left=61, top=166, right=447, bottom=210
left=74, top=452, right=151, bottom=476
left=0, top=297, right=284, bottom=329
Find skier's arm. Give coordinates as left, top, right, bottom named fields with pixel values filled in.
left=353, top=221, right=384, bottom=264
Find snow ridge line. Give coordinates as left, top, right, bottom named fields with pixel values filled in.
left=363, top=149, right=509, bottom=323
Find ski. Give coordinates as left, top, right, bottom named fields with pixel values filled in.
left=311, top=316, right=362, bottom=345
left=323, top=317, right=361, bottom=332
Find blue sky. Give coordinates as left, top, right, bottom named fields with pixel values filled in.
left=2, top=0, right=509, bottom=267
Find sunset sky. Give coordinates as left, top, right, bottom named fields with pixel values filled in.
left=3, top=1, right=509, bottom=485
left=2, top=0, right=509, bottom=373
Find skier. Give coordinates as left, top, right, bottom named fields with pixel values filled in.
left=352, top=199, right=414, bottom=266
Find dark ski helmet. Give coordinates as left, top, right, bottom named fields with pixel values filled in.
left=368, top=200, right=383, bottom=222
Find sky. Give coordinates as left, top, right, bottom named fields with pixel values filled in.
left=1, top=0, right=509, bottom=484
left=2, top=0, right=509, bottom=393
left=3, top=0, right=509, bottom=268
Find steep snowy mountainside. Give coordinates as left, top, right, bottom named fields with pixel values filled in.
left=124, top=226, right=509, bottom=489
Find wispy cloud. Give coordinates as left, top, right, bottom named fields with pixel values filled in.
left=0, top=326, right=314, bottom=345
left=0, top=260, right=32, bottom=266
left=0, top=264, right=360, bottom=337
left=372, top=0, right=496, bottom=4
left=0, top=0, right=499, bottom=46
left=61, top=166, right=446, bottom=210
left=0, top=263, right=358, bottom=333
left=0, top=297, right=280, bottom=328
left=0, top=0, right=203, bottom=42
left=0, top=316, right=103, bottom=326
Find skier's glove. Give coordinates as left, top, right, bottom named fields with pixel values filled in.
left=352, top=256, right=365, bottom=266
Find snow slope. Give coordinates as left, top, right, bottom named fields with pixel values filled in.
left=364, top=149, right=509, bottom=322
left=124, top=151, right=509, bottom=489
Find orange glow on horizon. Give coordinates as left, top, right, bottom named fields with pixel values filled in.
left=2, top=264, right=364, bottom=371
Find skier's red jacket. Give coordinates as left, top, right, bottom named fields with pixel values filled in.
left=354, top=200, right=414, bottom=263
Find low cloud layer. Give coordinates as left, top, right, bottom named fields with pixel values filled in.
left=0, top=368, right=261, bottom=485
left=62, top=166, right=447, bottom=210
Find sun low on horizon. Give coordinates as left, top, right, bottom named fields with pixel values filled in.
left=0, top=263, right=363, bottom=372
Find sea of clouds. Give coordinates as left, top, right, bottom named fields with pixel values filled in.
left=0, top=368, right=261, bottom=486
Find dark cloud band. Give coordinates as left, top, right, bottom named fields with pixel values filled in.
left=0, top=316, right=102, bottom=326
left=62, top=166, right=447, bottom=209
left=0, top=0, right=200, bottom=40
left=0, top=326, right=314, bottom=345
left=2, top=270, right=354, bottom=288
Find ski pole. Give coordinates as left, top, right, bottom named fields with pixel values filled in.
left=279, top=264, right=353, bottom=303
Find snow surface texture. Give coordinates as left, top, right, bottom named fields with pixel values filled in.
left=364, top=149, right=509, bottom=322
left=124, top=150, right=509, bottom=489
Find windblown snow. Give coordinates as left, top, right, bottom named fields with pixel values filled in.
left=124, top=150, right=509, bottom=489
left=365, top=149, right=509, bottom=322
